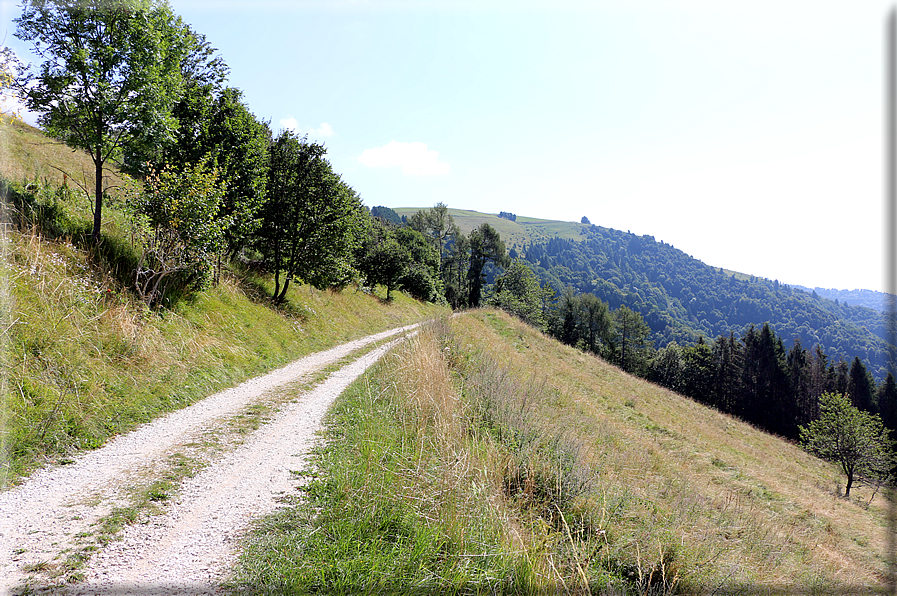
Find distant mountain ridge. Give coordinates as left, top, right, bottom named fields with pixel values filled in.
left=394, top=207, right=894, bottom=379
left=792, top=285, right=893, bottom=313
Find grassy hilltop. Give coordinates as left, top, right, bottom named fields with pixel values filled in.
left=393, top=206, right=591, bottom=249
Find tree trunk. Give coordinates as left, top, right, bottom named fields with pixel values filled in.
left=93, top=157, right=103, bottom=245
left=845, top=471, right=854, bottom=497
left=276, top=277, right=291, bottom=304
left=273, top=268, right=282, bottom=302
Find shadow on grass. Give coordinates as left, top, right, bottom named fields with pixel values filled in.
left=2, top=177, right=249, bottom=312
left=1, top=178, right=140, bottom=291
left=226, top=261, right=311, bottom=323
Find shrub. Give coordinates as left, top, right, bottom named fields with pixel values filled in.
left=125, top=159, right=228, bottom=308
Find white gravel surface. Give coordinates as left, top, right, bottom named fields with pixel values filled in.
left=0, top=323, right=419, bottom=595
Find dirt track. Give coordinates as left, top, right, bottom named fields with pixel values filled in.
left=0, top=324, right=418, bottom=595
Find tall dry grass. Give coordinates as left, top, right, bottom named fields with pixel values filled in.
left=235, top=321, right=530, bottom=593
left=451, top=309, right=892, bottom=593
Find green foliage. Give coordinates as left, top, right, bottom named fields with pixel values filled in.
left=879, top=373, right=897, bottom=431
left=356, top=217, right=443, bottom=302
left=370, top=205, right=402, bottom=225
left=467, top=223, right=509, bottom=308
left=799, top=392, right=894, bottom=497
left=407, top=205, right=513, bottom=309
left=680, top=337, right=714, bottom=400
left=545, top=288, right=615, bottom=360
left=644, top=321, right=847, bottom=441
left=393, top=226, right=443, bottom=302
left=255, top=131, right=364, bottom=302
left=649, top=342, right=684, bottom=393
left=611, top=305, right=653, bottom=375
left=848, top=356, right=876, bottom=413
left=408, top=202, right=465, bottom=305
left=489, top=259, right=548, bottom=328
left=796, top=285, right=892, bottom=313
left=122, top=24, right=230, bottom=177
left=14, top=0, right=190, bottom=243
left=356, top=218, right=405, bottom=300
left=160, top=86, right=270, bottom=258
left=575, top=293, right=612, bottom=356
left=125, top=158, right=227, bottom=307
left=1, top=171, right=446, bottom=482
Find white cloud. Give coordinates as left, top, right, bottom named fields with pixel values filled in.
left=279, top=116, right=299, bottom=132
left=357, top=141, right=450, bottom=176
left=314, top=122, right=334, bottom=138
left=278, top=117, right=334, bottom=139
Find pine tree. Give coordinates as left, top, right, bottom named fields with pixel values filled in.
left=612, top=305, right=653, bottom=375
left=848, top=357, right=876, bottom=414
left=788, top=339, right=814, bottom=428
left=712, top=332, right=743, bottom=414
left=877, top=373, right=897, bottom=431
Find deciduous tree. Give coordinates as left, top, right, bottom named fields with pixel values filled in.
left=125, top=158, right=226, bottom=307
left=467, top=223, right=508, bottom=307
left=612, top=305, right=653, bottom=375
left=489, top=259, right=546, bottom=328
left=799, top=391, right=893, bottom=497
left=14, top=0, right=189, bottom=244
left=356, top=218, right=442, bottom=302
left=255, top=131, right=363, bottom=303
left=408, top=202, right=465, bottom=303
left=356, top=218, right=405, bottom=301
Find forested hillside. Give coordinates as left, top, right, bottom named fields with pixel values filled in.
left=793, top=285, right=892, bottom=313
left=398, top=208, right=893, bottom=380
left=523, top=227, right=892, bottom=379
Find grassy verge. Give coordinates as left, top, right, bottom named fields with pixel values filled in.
left=233, top=311, right=891, bottom=594
left=0, top=175, right=447, bottom=486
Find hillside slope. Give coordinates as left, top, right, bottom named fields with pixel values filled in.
left=0, top=117, right=124, bottom=197
left=234, top=309, right=890, bottom=593
left=451, top=310, right=889, bottom=589
left=0, top=221, right=445, bottom=485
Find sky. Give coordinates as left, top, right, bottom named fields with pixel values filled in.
left=0, top=0, right=893, bottom=293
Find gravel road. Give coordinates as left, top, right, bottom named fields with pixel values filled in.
left=0, top=323, right=419, bottom=595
